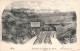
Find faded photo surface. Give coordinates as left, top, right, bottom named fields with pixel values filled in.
left=0, top=0, right=80, bottom=51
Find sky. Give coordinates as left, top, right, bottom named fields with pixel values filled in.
left=5, top=0, right=79, bottom=12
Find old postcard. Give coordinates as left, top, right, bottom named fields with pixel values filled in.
left=0, top=0, right=80, bottom=51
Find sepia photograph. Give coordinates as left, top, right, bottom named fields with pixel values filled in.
left=0, top=0, right=80, bottom=51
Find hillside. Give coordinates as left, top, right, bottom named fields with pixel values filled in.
left=2, top=8, right=77, bottom=44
